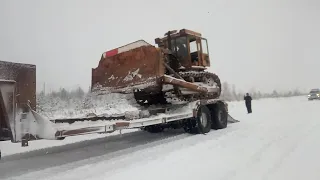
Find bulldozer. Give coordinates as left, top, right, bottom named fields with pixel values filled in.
left=92, top=29, right=221, bottom=106
left=1, top=29, right=239, bottom=145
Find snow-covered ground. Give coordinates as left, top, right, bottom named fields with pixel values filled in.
left=2, top=95, right=320, bottom=180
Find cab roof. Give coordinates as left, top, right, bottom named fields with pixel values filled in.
left=155, top=29, right=202, bottom=44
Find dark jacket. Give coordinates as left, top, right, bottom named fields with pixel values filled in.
left=244, top=95, right=252, bottom=104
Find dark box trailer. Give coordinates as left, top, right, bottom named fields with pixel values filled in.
left=0, top=60, right=36, bottom=141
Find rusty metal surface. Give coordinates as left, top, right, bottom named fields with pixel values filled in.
left=162, top=75, right=208, bottom=93
left=0, top=60, right=36, bottom=110
left=92, top=45, right=164, bottom=92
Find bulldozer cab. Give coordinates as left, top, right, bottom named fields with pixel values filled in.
left=155, top=29, right=210, bottom=69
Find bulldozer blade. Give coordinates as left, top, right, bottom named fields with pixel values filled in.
left=227, top=113, right=240, bottom=123
left=91, top=40, right=163, bottom=93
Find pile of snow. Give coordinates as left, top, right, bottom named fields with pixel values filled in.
left=36, top=91, right=140, bottom=120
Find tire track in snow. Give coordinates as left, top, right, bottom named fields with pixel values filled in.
left=92, top=113, right=288, bottom=180
left=53, top=121, right=270, bottom=180
left=0, top=130, right=186, bottom=179
left=73, top=113, right=276, bottom=180
left=261, top=116, right=320, bottom=180
left=9, top=123, right=243, bottom=180
left=221, top=105, right=319, bottom=180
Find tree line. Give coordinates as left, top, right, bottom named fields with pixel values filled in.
left=220, top=82, right=306, bottom=101
left=37, top=82, right=307, bottom=103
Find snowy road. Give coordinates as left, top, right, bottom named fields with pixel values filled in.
left=2, top=96, right=320, bottom=180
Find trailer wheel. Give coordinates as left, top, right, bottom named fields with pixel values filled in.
left=211, top=102, right=228, bottom=130
left=196, top=105, right=212, bottom=134
left=184, top=105, right=212, bottom=134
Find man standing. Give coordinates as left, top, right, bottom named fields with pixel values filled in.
left=244, top=93, right=252, bottom=113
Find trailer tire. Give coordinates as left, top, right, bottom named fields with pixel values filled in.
left=184, top=105, right=212, bottom=134
left=211, top=102, right=228, bottom=130
left=196, top=105, right=212, bottom=134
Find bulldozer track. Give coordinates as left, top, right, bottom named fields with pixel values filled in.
left=166, top=71, right=222, bottom=102
left=133, top=71, right=222, bottom=105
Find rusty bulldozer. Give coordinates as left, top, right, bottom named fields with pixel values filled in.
left=92, top=29, right=221, bottom=105
left=1, top=29, right=239, bottom=145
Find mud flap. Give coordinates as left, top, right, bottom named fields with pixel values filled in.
left=227, top=114, right=240, bottom=123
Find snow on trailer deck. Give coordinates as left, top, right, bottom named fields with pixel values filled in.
left=51, top=101, right=199, bottom=131
left=50, top=99, right=235, bottom=136
left=1, top=96, right=320, bottom=180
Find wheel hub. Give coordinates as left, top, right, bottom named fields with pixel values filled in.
left=200, top=112, right=208, bottom=127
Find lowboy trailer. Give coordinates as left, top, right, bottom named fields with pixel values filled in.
left=1, top=79, right=238, bottom=144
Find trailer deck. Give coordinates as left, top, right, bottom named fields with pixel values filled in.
left=14, top=98, right=239, bottom=144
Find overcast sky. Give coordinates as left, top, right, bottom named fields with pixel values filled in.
left=0, top=0, right=319, bottom=93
